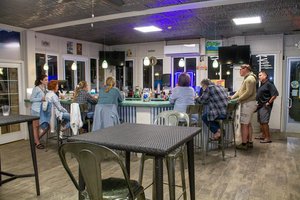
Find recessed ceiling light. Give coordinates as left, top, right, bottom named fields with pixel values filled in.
left=232, top=16, right=261, bottom=25
left=134, top=26, right=162, bottom=33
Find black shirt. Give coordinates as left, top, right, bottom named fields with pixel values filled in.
left=256, top=80, right=279, bottom=106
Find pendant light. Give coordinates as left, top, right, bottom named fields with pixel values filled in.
left=102, top=34, right=108, bottom=68
left=43, top=62, right=49, bottom=71
left=143, top=56, right=150, bottom=66
left=212, top=59, right=219, bottom=68
left=102, top=60, right=108, bottom=69
left=71, top=61, right=77, bottom=70
left=178, top=58, right=185, bottom=67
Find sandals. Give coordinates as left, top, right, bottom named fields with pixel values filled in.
left=209, top=130, right=225, bottom=141
left=255, top=136, right=265, bottom=140
left=35, top=143, right=45, bottom=149
left=260, top=140, right=272, bottom=143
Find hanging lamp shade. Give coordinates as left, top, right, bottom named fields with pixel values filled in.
left=143, top=57, right=150, bottom=66
left=212, top=59, right=219, bottom=68
left=102, top=60, right=108, bottom=69
left=71, top=62, right=77, bottom=70
left=178, top=58, right=185, bottom=67
left=43, top=63, right=49, bottom=71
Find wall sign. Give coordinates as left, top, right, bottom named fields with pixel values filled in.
left=205, top=40, right=222, bottom=54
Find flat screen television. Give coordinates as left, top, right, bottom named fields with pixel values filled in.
left=218, top=45, right=250, bottom=65
left=99, top=51, right=125, bottom=66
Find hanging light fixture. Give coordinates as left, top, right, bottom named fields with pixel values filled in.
left=143, top=57, right=150, bottom=66
left=71, top=61, right=77, bottom=70
left=178, top=58, right=185, bottom=67
left=91, top=0, right=94, bottom=28
left=43, top=62, right=49, bottom=71
left=212, top=59, right=219, bottom=68
left=102, top=34, right=108, bottom=69
left=102, top=60, right=108, bottom=69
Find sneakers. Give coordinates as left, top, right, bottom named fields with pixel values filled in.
left=59, top=130, right=64, bottom=139
left=236, top=143, right=248, bottom=150
left=247, top=141, right=253, bottom=148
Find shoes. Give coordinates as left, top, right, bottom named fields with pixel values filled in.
left=35, top=143, right=45, bottom=149
left=209, top=129, right=225, bottom=141
left=236, top=143, right=248, bottom=150
left=247, top=141, right=253, bottom=148
left=255, top=136, right=265, bottom=140
left=260, top=140, right=272, bottom=143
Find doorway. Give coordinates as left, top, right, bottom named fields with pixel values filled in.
left=0, top=62, right=23, bottom=144
left=285, top=57, right=300, bottom=132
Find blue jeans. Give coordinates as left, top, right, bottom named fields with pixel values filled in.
left=61, top=112, right=70, bottom=128
left=202, top=113, right=226, bottom=134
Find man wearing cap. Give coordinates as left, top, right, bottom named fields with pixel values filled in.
left=230, top=64, right=257, bottom=150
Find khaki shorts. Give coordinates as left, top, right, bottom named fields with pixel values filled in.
left=240, top=101, right=257, bottom=124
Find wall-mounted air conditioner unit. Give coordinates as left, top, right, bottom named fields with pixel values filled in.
left=164, top=44, right=200, bottom=56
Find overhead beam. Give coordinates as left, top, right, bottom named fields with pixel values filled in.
left=32, top=0, right=263, bottom=31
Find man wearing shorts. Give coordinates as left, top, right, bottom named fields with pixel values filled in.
left=230, top=64, right=257, bottom=150
left=255, top=71, right=278, bottom=143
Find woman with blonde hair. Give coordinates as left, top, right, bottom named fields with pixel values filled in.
left=97, top=77, right=124, bottom=105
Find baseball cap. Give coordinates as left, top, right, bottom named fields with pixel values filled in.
left=240, top=64, right=252, bottom=71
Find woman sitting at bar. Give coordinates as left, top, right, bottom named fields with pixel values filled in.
left=169, top=73, right=195, bottom=113
left=46, top=80, right=70, bottom=139
left=93, top=77, right=124, bottom=131
left=73, top=81, right=97, bottom=132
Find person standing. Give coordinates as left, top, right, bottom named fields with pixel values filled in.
left=169, top=73, right=195, bottom=113
left=255, top=71, right=279, bottom=143
left=30, top=74, right=48, bottom=149
left=230, top=64, right=257, bottom=150
left=196, top=79, right=228, bottom=140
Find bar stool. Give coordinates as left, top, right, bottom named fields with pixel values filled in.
left=206, top=102, right=239, bottom=161
left=79, top=104, right=93, bottom=132
left=186, top=104, right=203, bottom=148
left=138, top=110, right=189, bottom=200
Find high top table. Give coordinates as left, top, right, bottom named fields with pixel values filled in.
left=69, top=123, right=201, bottom=200
left=0, top=114, right=40, bottom=195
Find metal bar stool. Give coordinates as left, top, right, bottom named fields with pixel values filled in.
left=138, top=110, right=189, bottom=200
left=206, top=102, right=239, bottom=161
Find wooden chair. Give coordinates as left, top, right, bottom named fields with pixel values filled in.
left=139, top=110, right=189, bottom=200
left=59, top=142, right=146, bottom=200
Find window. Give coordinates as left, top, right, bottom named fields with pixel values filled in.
left=35, top=53, right=58, bottom=81
left=173, top=57, right=196, bottom=87
left=90, top=58, right=97, bottom=90
left=143, top=58, right=163, bottom=89
left=125, top=60, right=133, bottom=90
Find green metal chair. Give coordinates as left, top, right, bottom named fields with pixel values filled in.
left=138, top=110, right=189, bottom=200
left=59, top=142, right=146, bottom=200
left=206, top=101, right=239, bottom=161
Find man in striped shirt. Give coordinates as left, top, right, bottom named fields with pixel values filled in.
left=197, top=79, right=228, bottom=140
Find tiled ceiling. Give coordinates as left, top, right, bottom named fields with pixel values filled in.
left=0, top=0, right=300, bottom=45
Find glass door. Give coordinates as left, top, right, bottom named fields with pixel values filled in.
left=0, top=62, right=23, bottom=144
left=285, top=57, right=300, bottom=132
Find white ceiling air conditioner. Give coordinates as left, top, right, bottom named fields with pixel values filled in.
left=164, top=44, right=200, bottom=56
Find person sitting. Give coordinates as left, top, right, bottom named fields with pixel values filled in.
left=196, top=79, right=228, bottom=140
left=169, top=73, right=195, bottom=113
left=45, top=80, right=70, bottom=139
left=73, top=81, right=97, bottom=132
left=93, top=77, right=124, bottom=131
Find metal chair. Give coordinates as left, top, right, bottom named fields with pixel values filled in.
left=79, top=104, right=93, bottom=133
left=138, top=110, right=189, bottom=200
left=186, top=104, right=203, bottom=148
left=59, top=142, right=146, bottom=200
left=206, top=101, right=239, bottom=161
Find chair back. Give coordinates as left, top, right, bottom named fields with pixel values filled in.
left=154, top=110, right=189, bottom=126
left=92, top=104, right=120, bottom=131
left=226, top=102, right=239, bottom=121
left=186, top=104, right=203, bottom=127
left=58, top=142, right=135, bottom=200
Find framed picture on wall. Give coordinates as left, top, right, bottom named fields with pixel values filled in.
left=67, top=41, right=73, bottom=54
left=77, top=43, right=82, bottom=55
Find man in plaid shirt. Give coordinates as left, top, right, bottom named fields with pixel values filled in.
left=196, top=79, right=228, bottom=140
